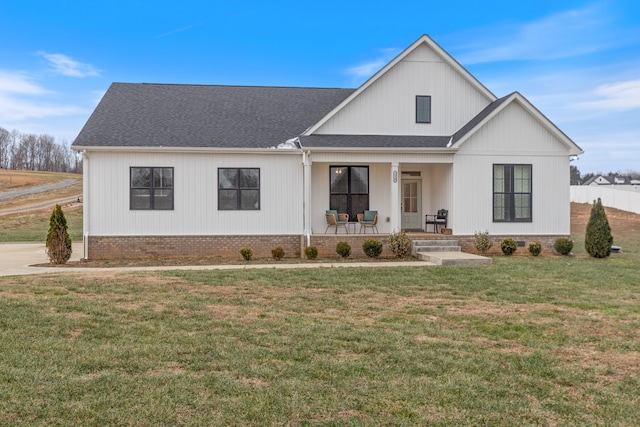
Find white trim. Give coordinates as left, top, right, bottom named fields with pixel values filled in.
left=72, top=146, right=304, bottom=155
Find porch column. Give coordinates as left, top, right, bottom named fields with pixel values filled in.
left=303, top=151, right=312, bottom=245
left=390, top=162, right=400, bottom=233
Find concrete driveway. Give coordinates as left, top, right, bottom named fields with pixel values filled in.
left=0, top=242, right=84, bottom=276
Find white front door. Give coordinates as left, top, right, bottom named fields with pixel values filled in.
left=401, top=179, right=422, bottom=230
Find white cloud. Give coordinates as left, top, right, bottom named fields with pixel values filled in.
left=454, top=4, right=621, bottom=64
left=575, top=80, right=640, bottom=111
left=38, top=52, right=100, bottom=77
left=0, top=70, right=85, bottom=122
left=0, top=70, right=49, bottom=95
left=344, top=48, right=401, bottom=80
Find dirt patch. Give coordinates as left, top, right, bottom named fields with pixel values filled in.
left=571, top=202, right=640, bottom=237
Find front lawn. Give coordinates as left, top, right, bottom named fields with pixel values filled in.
left=1, top=254, right=638, bottom=425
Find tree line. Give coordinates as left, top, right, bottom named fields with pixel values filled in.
left=0, top=126, right=81, bottom=173
left=571, top=165, right=640, bottom=185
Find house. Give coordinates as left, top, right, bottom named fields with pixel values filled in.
left=72, top=35, right=583, bottom=259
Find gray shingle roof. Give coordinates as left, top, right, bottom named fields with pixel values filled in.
left=72, top=83, right=355, bottom=149
left=299, top=134, right=451, bottom=148
left=450, top=93, right=512, bottom=144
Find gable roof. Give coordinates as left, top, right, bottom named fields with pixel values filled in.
left=72, top=83, right=354, bottom=149
left=303, top=34, right=497, bottom=136
left=450, top=91, right=583, bottom=154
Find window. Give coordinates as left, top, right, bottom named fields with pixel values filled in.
left=330, top=166, right=369, bottom=221
left=130, top=167, right=174, bottom=210
left=218, top=168, right=260, bottom=210
left=416, top=95, right=431, bottom=123
left=493, top=164, right=532, bottom=222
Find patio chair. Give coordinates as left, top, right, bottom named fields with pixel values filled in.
left=325, top=210, right=349, bottom=234
left=425, top=209, right=448, bottom=233
left=357, top=210, right=378, bottom=233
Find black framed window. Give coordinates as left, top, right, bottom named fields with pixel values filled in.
left=218, top=168, right=260, bottom=210
left=330, top=166, right=369, bottom=221
left=416, top=95, right=431, bottom=123
left=493, top=164, right=532, bottom=222
left=130, top=167, right=174, bottom=210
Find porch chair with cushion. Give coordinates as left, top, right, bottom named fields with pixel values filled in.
left=425, top=209, right=448, bottom=233
left=325, top=210, right=349, bottom=234
left=357, top=210, right=379, bottom=233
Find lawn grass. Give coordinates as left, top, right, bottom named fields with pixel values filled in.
left=0, top=206, right=83, bottom=242
left=1, top=254, right=638, bottom=425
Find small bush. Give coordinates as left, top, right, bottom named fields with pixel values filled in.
left=473, top=230, right=493, bottom=254
left=304, top=246, right=318, bottom=260
left=46, top=204, right=72, bottom=265
left=554, top=237, right=574, bottom=256
left=362, top=239, right=383, bottom=258
left=271, top=246, right=285, bottom=260
left=240, top=247, right=253, bottom=261
left=500, top=238, right=517, bottom=256
left=335, top=241, right=351, bottom=258
left=388, top=231, right=412, bottom=258
left=585, top=198, right=613, bottom=258
left=528, top=241, right=542, bottom=256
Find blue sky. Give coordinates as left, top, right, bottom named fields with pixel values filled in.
left=1, top=0, right=639, bottom=174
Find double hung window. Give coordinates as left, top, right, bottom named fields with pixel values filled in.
left=493, top=164, right=532, bottom=222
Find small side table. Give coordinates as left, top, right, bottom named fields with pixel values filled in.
left=347, top=222, right=357, bottom=234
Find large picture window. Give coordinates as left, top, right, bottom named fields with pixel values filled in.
left=330, top=166, right=369, bottom=221
left=130, top=167, right=174, bottom=210
left=493, top=164, right=532, bottom=222
left=218, top=168, right=260, bottom=210
left=416, top=95, right=431, bottom=123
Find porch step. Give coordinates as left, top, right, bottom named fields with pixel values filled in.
left=412, top=240, right=461, bottom=256
left=411, top=239, right=492, bottom=266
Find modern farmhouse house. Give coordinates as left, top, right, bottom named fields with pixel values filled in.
left=72, top=35, right=583, bottom=259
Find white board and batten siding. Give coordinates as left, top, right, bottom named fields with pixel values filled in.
left=86, top=151, right=303, bottom=236
left=452, top=102, right=574, bottom=235
left=314, top=43, right=491, bottom=136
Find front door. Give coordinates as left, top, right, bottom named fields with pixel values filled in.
left=401, top=179, right=422, bottom=230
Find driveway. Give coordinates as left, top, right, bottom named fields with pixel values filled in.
left=0, top=242, right=433, bottom=277
left=0, top=242, right=84, bottom=276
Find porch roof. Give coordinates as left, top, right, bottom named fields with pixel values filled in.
left=299, top=134, right=451, bottom=149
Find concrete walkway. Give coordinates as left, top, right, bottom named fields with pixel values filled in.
left=0, top=243, right=436, bottom=277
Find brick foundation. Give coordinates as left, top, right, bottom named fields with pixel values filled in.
left=87, top=233, right=569, bottom=260
left=88, top=235, right=303, bottom=260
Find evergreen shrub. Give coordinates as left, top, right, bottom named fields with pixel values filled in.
left=46, top=204, right=72, bottom=265
left=362, top=239, right=383, bottom=258
left=554, top=237, right=574, bottom=256
left=335, top=241, right=351, bottom=258
left=304, top=246, right=318, bottom=260
left=584, top=198, right=613, bottom=258
left=500, top=238, right=517, bottom=256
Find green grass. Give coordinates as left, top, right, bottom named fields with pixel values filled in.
left=1, top=254, right=639, bottom=425
left=0, top=207, right=82, bottom=242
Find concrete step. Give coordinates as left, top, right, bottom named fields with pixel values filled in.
left=415, top=251, right=492, bottom=266
left=412, top=239, right=461, bottom=256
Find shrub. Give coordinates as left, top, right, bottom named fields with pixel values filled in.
left=585, top=198, right=613, bottom=258
left=46, top=204, right=72, bottom=265
left=335, top=241, right=351, bottom=258
left=362, top=239, right=383, bottom=258
left=500, top=238, right=517, bottom=256
left=271, top=246, right=285, bottom=260
left=387, top=231, right=412, bottom=258
left=528, top=241, right=542, bottom=256
left=304, top=246, right=318, bottom=260
left=473, top=230, right=493, bottom=254
left=239, top=247, right=253, bottom=261
left=554, top=237, right=574, bottom=256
